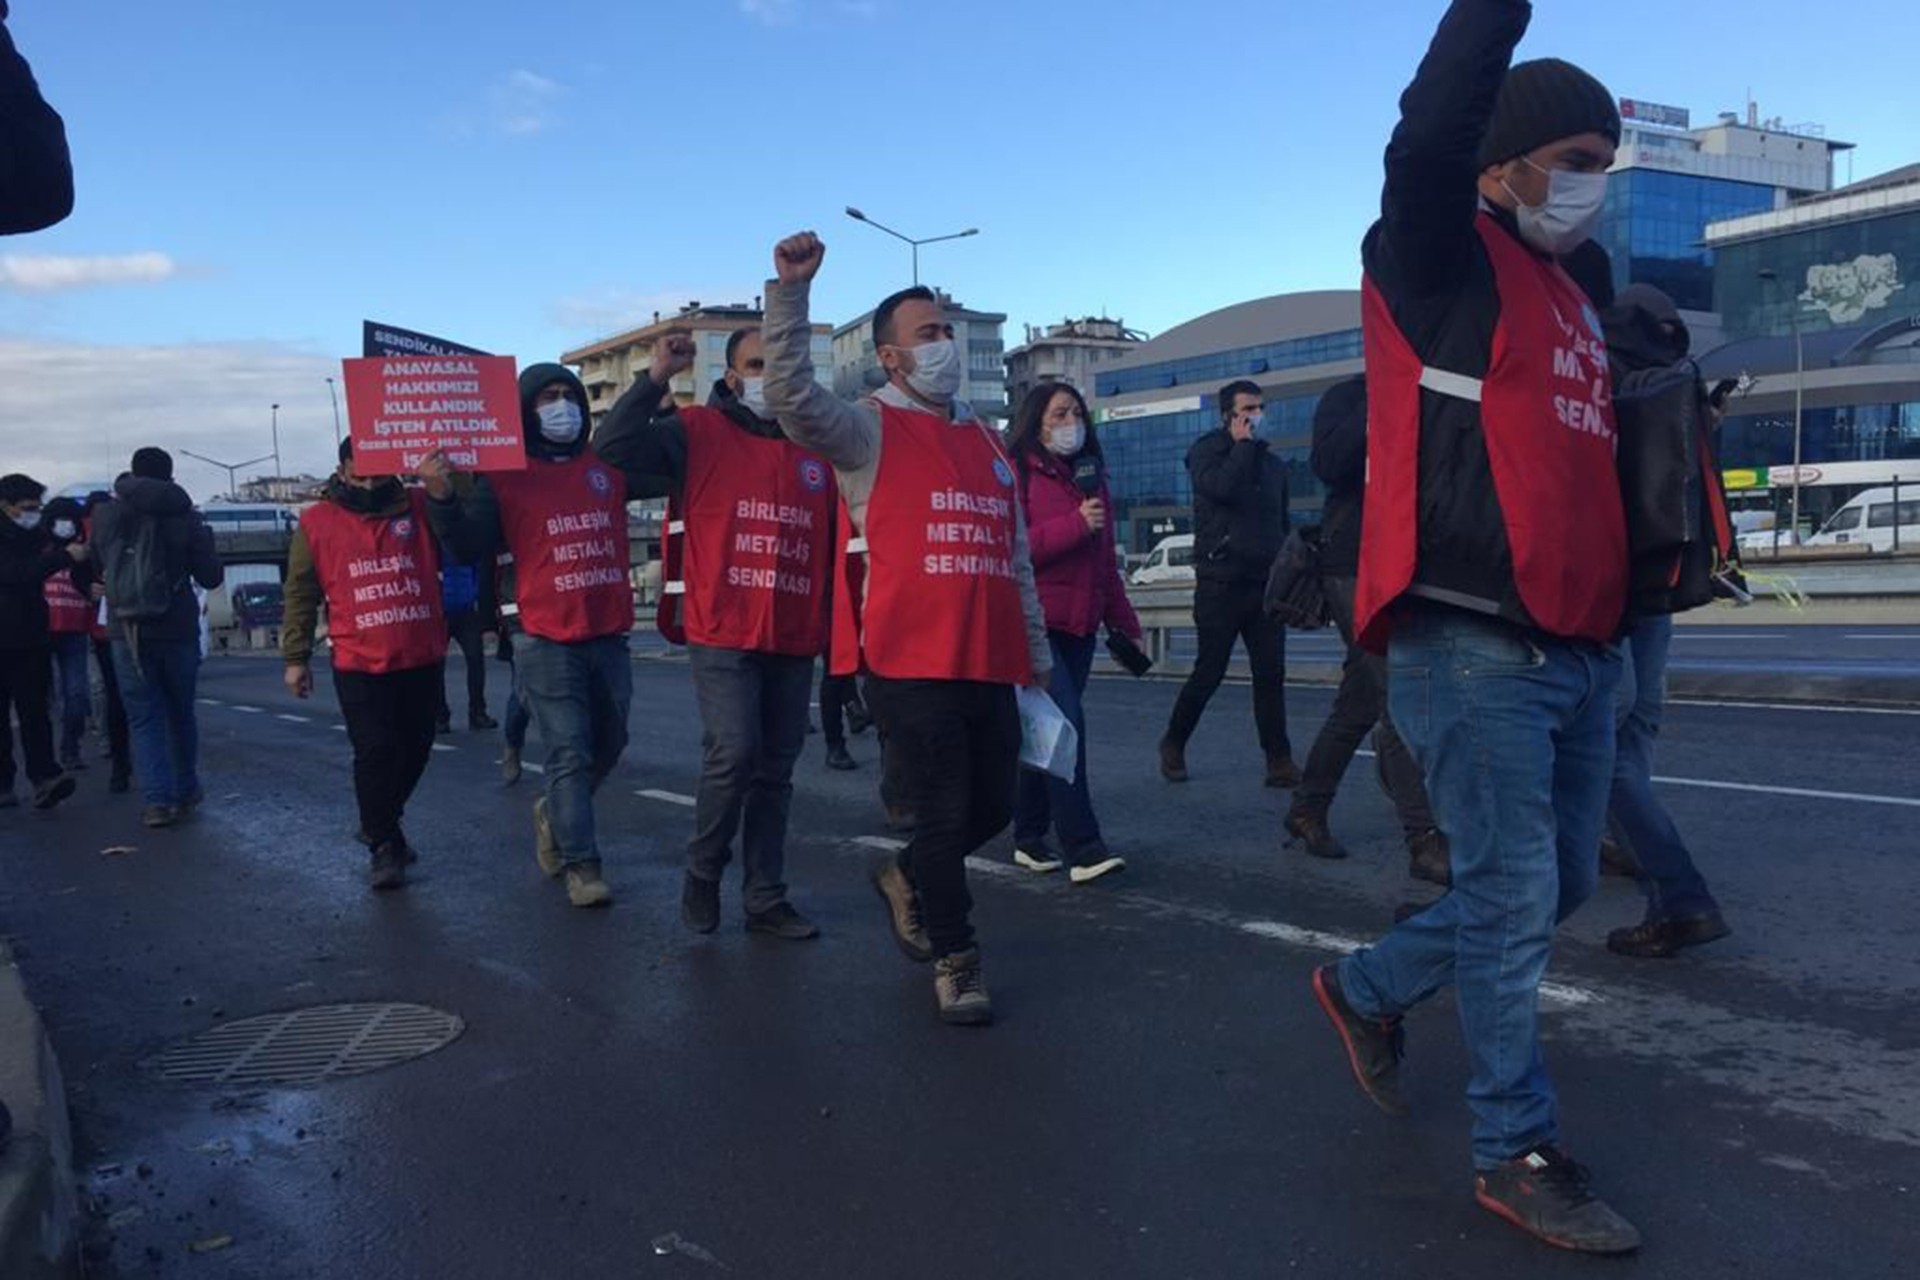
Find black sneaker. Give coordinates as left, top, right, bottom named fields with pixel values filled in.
left=368, top=840, right=408, bottom=891
left=1157, top=737, right=1189, bottom=782
left=746, top=901, right=820, bottom=941
left=1283, top=809, right=1349, bottom=860
left=1474, top=1146, right=1642, bottom=1254
left=681, top=873, right=720, bottom=934
left=1607, top=910, right=1731, bottom=959
left=825, top=744, right=857, bottom=772
left=142, top=804, right=178, bottom=828
left=1264, top=755, right=1304, bottom=789
left=846, top=705, right=873, bottom=736
left=1407, top=829, right=1452, bottom=885
left=1310, top=964, right=1408, bottom=1116
left=435, top=712, right=453, bottom=735
left=31, top=775, right=76, bottom=811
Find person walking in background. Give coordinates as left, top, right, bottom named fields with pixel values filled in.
left=1310, top=0, right=1640, bottom=1254
left=1283, top=378, right=1449, bottom=884
left=0, top=473, right=82, bottom=811
left=819, top=667, right=869, bottom=772
left=764, top=231, right=1052, bottom=1026
left=593, top=324, right=834, bottom=942
left=84, top=490, right=132, bottom=794
left=1158, top=379, right=1297, bottom=787
left=427, top=365, right=637, bottom=909
left=41, top=496, right=96, bottom=774
left=434, top=555, right=496, bottom=734
left=1006, top=383, right=1140, bottom=885
left=495, top=626, right=533, bottom=784
left=90, top=449, right=223, bottom=829
left=283, top=442, right=447, bottom=890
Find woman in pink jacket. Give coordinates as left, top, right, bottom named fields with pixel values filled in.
left=1008, top=383, right=1143, bottom=884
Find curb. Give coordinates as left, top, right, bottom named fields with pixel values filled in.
left=0, top=940, right=78, bottom=1280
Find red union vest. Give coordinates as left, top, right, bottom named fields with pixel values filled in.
left=658, top=406, right=835, bottom=656
left=491, top=451, right=633, bottom=643
left=44, top=562, right=92, bottom=634
left=859, top=403, right=1032, bottom=685
left=828, top=497, right=866, bottom=677
left=301, top=488, right=446, bottom=674
left=1356, top=212, right=1628, bottom=649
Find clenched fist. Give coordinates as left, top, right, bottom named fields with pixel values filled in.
left=417, top=448, right=454, bottom=501
left=649, top=329, right=697, bottom=385
left=774, top=232, right=825, bottom=285
left=285, top=663, right=313, bottom=700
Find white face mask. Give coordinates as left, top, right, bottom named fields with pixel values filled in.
left=739, top=376, right=770, bottom=420
left=536, top=398, right=584, bottom=444
left=1506, top=162, right=1609, bottom=255
left=1045, top=420, right=1085, bottom=457
left=902, top=338, right=963, bottom=402
left=52, top=519, right=76, bottom=540
left=1243, top=412, right=1265, bottom=435
left=10, top=509, right=41, bottom=531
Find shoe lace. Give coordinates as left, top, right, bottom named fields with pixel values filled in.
left=1524, top=1147, right=1596, bottom=1207
left=946, top=962, right=983, bottom=997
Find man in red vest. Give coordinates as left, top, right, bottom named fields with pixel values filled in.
left=592, top=325, right=833, bottom=942
left=425, top=365, right=634, bottom=909
left=283, top=441, right=447, bottom=890
left=1308, top=0, right=1640, bottom=1256
left=763, top=232, right=1051, bottom=1026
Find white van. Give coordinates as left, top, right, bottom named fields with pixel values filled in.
left=1803, top=487, right=1920, bottom=553
left=1130, top=534, right=1196, bottom=586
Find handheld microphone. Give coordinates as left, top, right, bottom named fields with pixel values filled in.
left=1072, top=456, right=1102, bottom=496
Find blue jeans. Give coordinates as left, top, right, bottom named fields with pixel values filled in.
left=50, top=633, right=91, bottom=764
left=516, top=633, right=631, bottom=867
left=503, top=668, right=532, bottom=753
left=1610, top=614, right=1718, bottom=921
left=112, top=636, right=203, bottom=808
left=1338, top=606, right=1621, bottom=1169
left=1013, top=631, right=1106, bottom=863
left=686, top=645, right=813, bottom=912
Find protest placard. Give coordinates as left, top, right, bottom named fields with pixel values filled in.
left=340, top=354, right=526, bottom=474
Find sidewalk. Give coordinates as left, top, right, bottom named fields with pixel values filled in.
left=0, top=939, right=77, bottom=1279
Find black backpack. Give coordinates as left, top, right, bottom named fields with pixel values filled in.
left=97, top=504, right=183, bottom=623
left=1612, top=361, right=1739, bottom=616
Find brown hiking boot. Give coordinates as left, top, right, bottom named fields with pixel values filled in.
left=1158, top=737, right=1189, bottom=782
left=1284, top=809, right=1349, bottom=860
left=933, top=948, right=992, bottom=1026
left=1264, top=755, right=1304, bottom=789
left=533, top=796, right=563, bottom=878
left=565, top=860, right=612, bottom=908
left=1407, top=829, right=1452, bottom=886
left=368, top=840, right=408, bottom=891
left=870, top=858, right=931, bottom=962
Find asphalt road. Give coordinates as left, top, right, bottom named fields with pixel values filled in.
left=2, top=651, right=1916, bottom=1278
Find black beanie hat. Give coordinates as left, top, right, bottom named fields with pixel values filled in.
left=131, top=446, right=174, bottom=481
left=338, top=437, right=354, bottom=464
left=1478, top=59, right=1621, bottom=169
left=1312, top=375, right=1367, bottom=439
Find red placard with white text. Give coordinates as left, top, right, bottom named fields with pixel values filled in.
left=341, top=355, right=526, bottom=475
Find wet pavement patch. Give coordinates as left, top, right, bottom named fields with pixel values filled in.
left=149, top=1002, right=464, bottom=1086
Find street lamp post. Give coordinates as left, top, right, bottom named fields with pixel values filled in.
left=844, top=207, right=979, bottom=286
left=1759, top=269, right=1806, bottom=543
left=181, top=450, right=275, bottom=502
left=270, top=403, right=283, bottom=494
left=326, top=377, right=343, bottom=450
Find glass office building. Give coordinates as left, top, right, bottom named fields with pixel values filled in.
left=1596, top=169, right=1779, bottom=310
left=1086, top=292, right=1362, bottom=554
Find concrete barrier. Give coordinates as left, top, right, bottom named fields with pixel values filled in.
left=0, top=940, right=77, bottom=1278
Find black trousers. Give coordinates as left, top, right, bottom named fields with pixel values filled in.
left=1165, top=577, right=1290, bottom=757
left=335, top=663, right=442, bottom=849
left=866, top=677, right=1020, bottom=958
left=819, top=670, right=865, bottom=749
left=0, top=645, right=57, bottom=789
left=438, top=612, right=488, bottom=719
left=93, top=638, right=132, bottom=782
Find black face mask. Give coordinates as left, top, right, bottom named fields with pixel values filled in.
left=339, top=477, right=403, bottom=513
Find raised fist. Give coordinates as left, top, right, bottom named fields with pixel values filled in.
left=649, top=329, right=697, bottom=384
left=416, top=447, right=455, bottom=500
left=775, top=232, right=825, bottom=285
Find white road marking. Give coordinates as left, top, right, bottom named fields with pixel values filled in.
left=330, top=724, right=347, bottom=732
left=1845, top=634, right=1920, bottom=641
left=1670, top=634, right=1783, bottom=641
left=230, top=705, right=262, bottom=713
left=1355, top=748, right=1919, bottom=806
left=1668, top=698, right=1920, bottom=717
left=197, top=698, right=223, bottom=706
left=521, top=762, right=545, bottom=775
left=854, top=835, right=906, bottom=852
left=276, top=713, right=310, bottom=723
left=431, top=743, right=455, bottom=753
left=637, top=788, right=695, bottom=807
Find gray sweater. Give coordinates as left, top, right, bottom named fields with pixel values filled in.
left=762, top=278, right=1051, bottom=681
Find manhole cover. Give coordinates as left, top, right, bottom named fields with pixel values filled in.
left=154, top=1003, right=464, bottom=1086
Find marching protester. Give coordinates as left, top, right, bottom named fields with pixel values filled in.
left=1157, top=379, right=1297, bottom=787
left=91, top=449, right=224, bottom=829
left=42, top=496, right=96, bottom=774
left=1311, top=0, right=1640, bottom=1254
left=426, top=364, right=634, bottom=908
left=495, top=628, right=532, bottom=784
left=282, top=441, right=447, bottom=890
left=85, top=489, right=133, bottom=794
left=1601, top=285, right=1734, bottom=959
left=764, top=231, right=1052, bottom=1025
left=1006, top=382, right=1140, bottom=884
left=1283, top=378, right=1449, bottom=884
left=434, top=554, right=497, bottom=734
left=0, top=473, right=82, bottom=810
left=819, top=667, right=869, bottom=772
left=593, top=324, right=834, bottom=942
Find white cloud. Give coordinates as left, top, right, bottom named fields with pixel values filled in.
left=0, top=337, right=345, bottom=502
left=488, top=69, right=564, bottom=137
left=549, top=286, right=764, bottom=336
left=0, top=252, right=179, bottom=294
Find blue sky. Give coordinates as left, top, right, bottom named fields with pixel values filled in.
left=2, top=0, right=1912, bottom=498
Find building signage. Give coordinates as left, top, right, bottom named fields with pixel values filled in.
left=1620, top=98, right=1690, bottom=130
left=1722, top=468, right=1766, bottom=491
left=1097, top=395, right=1203, bottom=424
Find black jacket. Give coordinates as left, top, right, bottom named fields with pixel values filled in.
left=0, top=22, right=72, bottom=235
left=1187, top=429, right=1289, bottom=585
left=1311, top=384, right=1369, bottom=578
left=89, top=475, right=223, bottom=641
left=0, top=513, right=74, bottom=649
left=591, top=376, right=786, bottom=502
left=1365, top=0, right=1616, bottom=630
